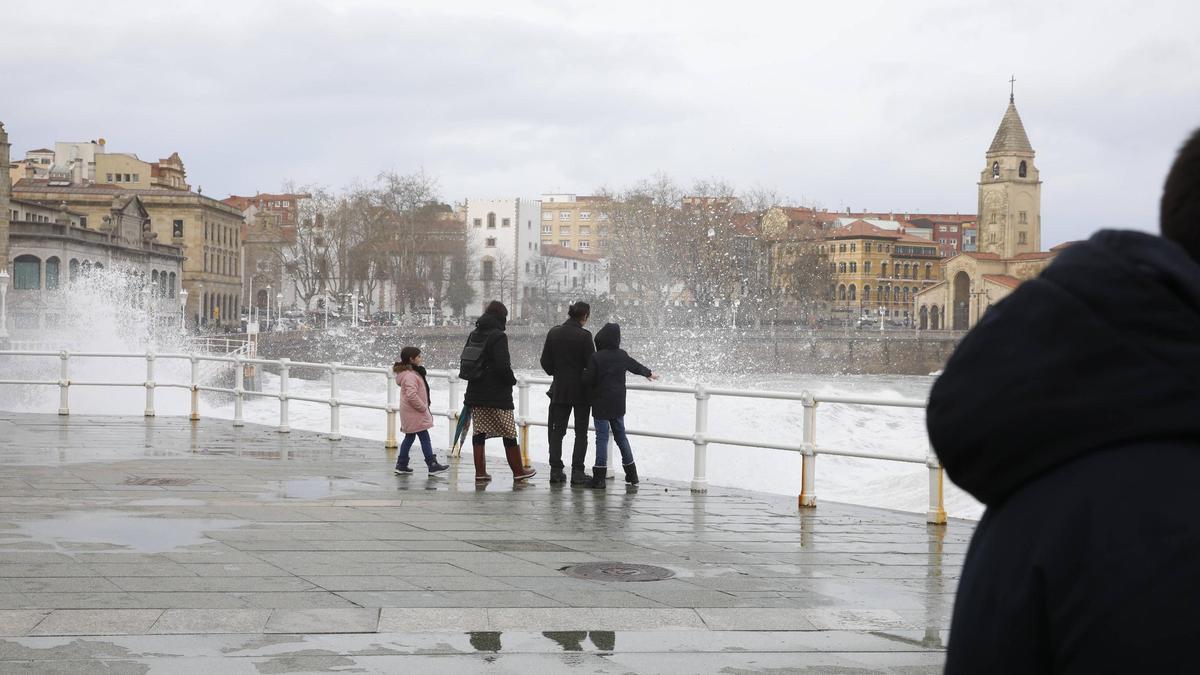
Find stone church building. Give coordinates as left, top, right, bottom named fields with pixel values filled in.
left=916, top=94, right=1071, bottom=330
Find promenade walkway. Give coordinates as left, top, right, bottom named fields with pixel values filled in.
left=0, top=412, right=970, bottom=673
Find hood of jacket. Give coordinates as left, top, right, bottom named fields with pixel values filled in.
left=928, top=230, right=1200, bottom=506
left=595, top=322, right=621, bottom=350
left=476, top=311, right=506, bottom=332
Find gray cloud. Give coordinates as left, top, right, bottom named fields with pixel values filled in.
left=4, top=0, right=1198, bottom=245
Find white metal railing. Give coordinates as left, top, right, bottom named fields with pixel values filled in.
left=0, top=350, right=947, bottom=524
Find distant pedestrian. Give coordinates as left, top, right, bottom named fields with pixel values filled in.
left=930, top=128, right=1200, bottom=673
left=461, top=301, right=536, bottom=483
left=392, top=347, right=449, bottom=476
left=540, top=301, right=596, bottom=485
left=582, top=323, right=656, bottom=489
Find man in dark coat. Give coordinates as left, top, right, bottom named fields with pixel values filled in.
left=539, top=301, right=595, bottom=484
left=930, top=129, right=1200, bottom=674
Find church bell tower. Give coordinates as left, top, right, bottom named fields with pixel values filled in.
left=978, top=87, right=1041, bottom=258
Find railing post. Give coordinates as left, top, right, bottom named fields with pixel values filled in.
left=926, top=445, right=948, bottom=525
left=691, top=384, right=709, bottom=493
left=517, top=376, right=531, bottom=468
left=329, top=362, right=342, bottom=440
left=144, top=352, right=156, bottom=417
left=189, top=355, right=200, bottom=421
left=278, top=358, right=291, bottom=434
left=385, top=370, right=398, bottom=450
left=232, top=354, right=244, bottom=427
left=799, top=391, right=818, bottom=509
left=57, top=351, right=70, bottom=416
left=447, top=376, right=460, bottom=455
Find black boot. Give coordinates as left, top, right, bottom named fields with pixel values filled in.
left=623, top=462, right=639, bottom=485
left=584, top=467, right=606, bottom=489
left=570, top=466, right=588, bottom=486
left=549, top=467, right=567, bottom=484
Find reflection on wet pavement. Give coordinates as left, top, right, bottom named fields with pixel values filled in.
left=12, top=511, right=244, bottom=553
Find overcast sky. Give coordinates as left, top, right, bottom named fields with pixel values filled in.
left=4, top=0, right=1198, bottom=245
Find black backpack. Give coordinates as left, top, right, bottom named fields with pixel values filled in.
left=457, top=331, right=490, bottom=381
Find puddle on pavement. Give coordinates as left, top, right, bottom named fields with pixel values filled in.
left=261, top=476, right=380, bottom=501
left=12, top=511, right=244, bottom=553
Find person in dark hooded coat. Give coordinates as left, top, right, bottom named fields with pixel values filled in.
left=581, top=323, right=656, bottom=488
left=930, top=129, right=1200, bottom=674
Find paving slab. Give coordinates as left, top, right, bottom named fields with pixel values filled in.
left=0, top=412, right=971, bottom=670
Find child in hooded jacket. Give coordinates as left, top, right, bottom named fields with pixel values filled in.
left=581, top=323, right=657, bottom=488
left=392, top=347, right=449, bottom=476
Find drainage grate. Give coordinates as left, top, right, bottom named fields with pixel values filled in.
left=124, top=477, right=197, bottom=486
left=467, top=540, right=572, bottom=552
left=563, top=562, right=675, bottom=582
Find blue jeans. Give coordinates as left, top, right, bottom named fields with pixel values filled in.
left=398, top=430, right=435, bottom=467
left=593, top=417, right=635, bottom=468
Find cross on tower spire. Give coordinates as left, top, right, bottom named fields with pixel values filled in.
left=1009, top=75, right=1016, bottom=103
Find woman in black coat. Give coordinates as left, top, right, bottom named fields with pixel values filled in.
left=462, top=301, right=535, bottom=483
left=581, top=322, right=656, bottom=488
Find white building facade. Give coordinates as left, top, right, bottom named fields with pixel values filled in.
left=464, top=197, right=542, bottom=318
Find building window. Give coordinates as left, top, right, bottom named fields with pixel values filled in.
left=864, top=242, right=871, bottom=253
left=580, top=240, right=590, bottom=250
left=473, top=218, right=482, bottom=228
left=169, top=272, right=176, bottom=298
left=839, top=244, right=846, bottom=253
left=560, top=240, right=570, bottom=247
left=106, top=173, right=113, bottom=182
left=992, top=161, right=1000, bottom=178
left=850, top=243, right=856, bottom=252
left=481, top=259, right=494, bottom=281
left=485, top=237, right=497, bottom=248
left=13, top=255, right=40, bottom=290
left=1019, top=161, right=1027, bottom=178
left=864, top=261, right=871, bottom=274
left=124, top=174, right=131, bottom=182
left=502, top=218, right=511, bottom=227
left=863, top=285, right=871, bottom=302
left=849, top=262, right=857, bottom=273
left=990, top=211, right=996, bottom=224
left=542, top=212, right=553, bottom=221
left=45, top=257, right=61, bottom=290
left=580, top=226, right=591, bottom=236
left=132, top=174, right=139, bottom=182
left=849, top=285, right=856, bottom=301
left=541, top=224, right=552, bottom=235
left=881, top=262, right=887, bottom=276
left=559, top=226, right=570, bottom=235
left=559, top=212, right=571, bottom=221
left=487, top=213, right=496, bottom=228
left=580, top=212, right=591, bottom=220
left=79, top=216, right=87, bottom=228
left=838, top=285, right=846, bottom=300
left=838, top=262, right=846, bottom=273
left=1019, top=231, right=1027, bottom=244
left=925, top=263, right=932, bottom=279
left=1019, top=211, right=1027, bottom=224
left=69, top=259, right=79, bottom=282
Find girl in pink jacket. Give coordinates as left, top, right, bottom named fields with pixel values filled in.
left=392, top=347, right=449, bottom=476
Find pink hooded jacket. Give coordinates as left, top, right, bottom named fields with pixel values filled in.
left=394, top=366, right=435, bottom=434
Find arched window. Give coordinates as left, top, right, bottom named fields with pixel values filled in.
left=69, top=259, right=80, bottom=282
left=863, top=285, right=871, bottom=302
left=1019, top=161, right=1027, bottom=178
left=830, top=262, right=836, bottom=274
left=829, top=284, right=836, bottom=300
left=14, top=255, right=41, bottom=289
left=925, top=263, right=932, bottom=280
left=903, top=287, right=910, bottom=303
left=487, top=212, right=497, bottom=228
left=169, top=273, right=177, bottom=298
left=849, top=262, right=857, bottom=273
left=992, top=161, right=1000, bottom=178
left=839, top=262, right=846, bottom=273
left=45, top=257, right=61, bottom=290
left=880, top=262, right=887, bottom=277
left=903, top=264, right=910, bottom=279
left=893, top=286, right=900, bottom=302
left=82, top=260, right=92, bottom=277
left=864, top=261, right=871, bottom=274
left=94, top=262, right=103, bottom=271
left=848, top=284, right=856, bottom=301
left=838, top=284, right=846, bottom=300
left=151, top=270, right=159, bottom=286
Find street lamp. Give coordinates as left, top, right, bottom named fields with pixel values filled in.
left=878, top=305, right=886, bottom=334
left=0, top=269, right=9, bottom=341
left=265, top=285, right=272, bottom=331
left=428, top=296, right=435, bottom=327
left=179, top=288, right=189, bottom=332
left=276, top=292, right=283, bottom=330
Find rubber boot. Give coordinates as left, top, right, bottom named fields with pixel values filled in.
left=623, top=462, right=639, bottom=485
left=549, top=467, right=567, bottom=484
left=569, top=466, right=589, bottom=486
left=584, top=466, right=607, bottom=489
left=473, top=443, right=492, bottom=483
left=506, top=445, right=537, bottom=481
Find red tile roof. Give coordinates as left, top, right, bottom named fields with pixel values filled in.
left=983, top=274, right=1022, bottom=289
left=961, top=251, right=1002, bottom=260
left=1050, top=241, right=1080, bottom=251
left=540, top=244, right=604, bottom=262
left=1011, top=251, right=1056, bottom=260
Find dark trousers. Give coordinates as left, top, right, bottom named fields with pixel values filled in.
left=548, top=402, right=590, bottom=470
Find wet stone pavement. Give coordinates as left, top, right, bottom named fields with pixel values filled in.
left=0, top=412, right=971, bottom=673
